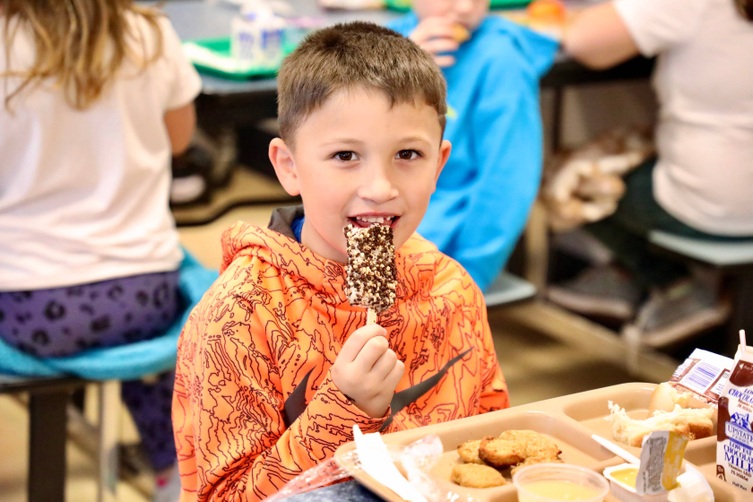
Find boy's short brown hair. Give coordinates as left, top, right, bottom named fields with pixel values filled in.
left=277, top=21, right=447, bottom=145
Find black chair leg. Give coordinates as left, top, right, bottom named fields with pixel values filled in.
left=727, top=267, right=753, bottom=357
left=28, top=389, right=69, bottom=502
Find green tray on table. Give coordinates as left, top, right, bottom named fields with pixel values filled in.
left=182, top=37, right=295, bottom=81
left=384, top=0, right=532, bottom=12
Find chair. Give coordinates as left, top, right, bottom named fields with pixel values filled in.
left=648, top=230, right=753, bottom=356
left=0, top=374, right=88, bottom=502
left=0, top=252, right=217, bottom=502
left=484, top=270, right=537, bottom=308
left=495, top=202, right=681, bottom=382
left=502, top=217, right=753, bottom=380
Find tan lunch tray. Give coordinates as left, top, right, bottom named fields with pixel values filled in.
left=335, top=382, right=745, bottom=501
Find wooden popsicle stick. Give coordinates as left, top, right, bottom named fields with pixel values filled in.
left=366, top=308, right=377, bottom=325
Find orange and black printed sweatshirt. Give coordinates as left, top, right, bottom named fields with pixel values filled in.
left=172, top=206, right=509, bottom=501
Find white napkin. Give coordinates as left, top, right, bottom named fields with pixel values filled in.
left=668, top=465, right=714, bottom=502
left=352, top=425, right=428, bottom=502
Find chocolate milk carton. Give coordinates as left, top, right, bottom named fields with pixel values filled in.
left=716, top=347, right=753, bottom=494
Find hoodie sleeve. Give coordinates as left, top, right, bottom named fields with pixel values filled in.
left=173, top=256, right=386, bottom=501
left=470, top=275, right=510, bottom=412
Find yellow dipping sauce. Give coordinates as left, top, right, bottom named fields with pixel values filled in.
left=519, top=480, right=603, bottom=501
left=609, top=467, right=638, bottom=487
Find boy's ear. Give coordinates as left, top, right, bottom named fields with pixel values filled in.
left=268, top=137, right=301, bottom=196
left=434, top=139, right=452, bottom=183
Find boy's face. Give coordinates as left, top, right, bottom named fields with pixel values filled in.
left=270, top=87, right=451, bottom=264
left=413, top=0, right=489, bottom=31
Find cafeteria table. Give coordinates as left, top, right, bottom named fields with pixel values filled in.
left=162, top=0, right=395, bottom=130
left=161, top=0, right=654, bottom=156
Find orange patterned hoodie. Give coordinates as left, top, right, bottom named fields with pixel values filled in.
left=172, top=206, right=509, bottom=501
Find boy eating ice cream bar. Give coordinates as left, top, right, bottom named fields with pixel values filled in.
left=172, top=21, right=510, bottom=501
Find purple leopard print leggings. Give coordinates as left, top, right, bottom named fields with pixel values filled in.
left=0, top=271, right=182, bottom=471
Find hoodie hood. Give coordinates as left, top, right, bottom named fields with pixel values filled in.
left=219, top=206, right=457, bottom=310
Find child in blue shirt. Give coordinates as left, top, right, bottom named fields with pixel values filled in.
left=388, top=0, right=558, bottom=291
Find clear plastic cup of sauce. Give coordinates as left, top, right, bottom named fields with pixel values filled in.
left=513, top=463, right=610, bottom=502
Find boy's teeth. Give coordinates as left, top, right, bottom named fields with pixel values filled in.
left=356, top=216, right=391, bottom=224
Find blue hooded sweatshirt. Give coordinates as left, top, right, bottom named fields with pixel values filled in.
left=388, top=14, right=558, bottom=291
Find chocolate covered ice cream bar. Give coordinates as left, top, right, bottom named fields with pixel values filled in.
left=344, top=224, right=397, bottom=323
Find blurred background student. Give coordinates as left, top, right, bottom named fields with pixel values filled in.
left=388, top=0, right=558, bottom=292
left=0, top=0, right=201, bottom=500
left=549, top=0, right=753, bottom=345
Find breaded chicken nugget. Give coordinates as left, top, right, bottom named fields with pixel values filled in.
left=457, top=439, right=485, bottom=464
left=510, top=455, right=564, bottom=475
left=498, top=429, right=562, bottom=460
left=478, top=436, right=525, bottom=467
left=451, top=463, right=507, bottom=488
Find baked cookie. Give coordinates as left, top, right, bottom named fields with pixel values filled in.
left=451, top=463, right=507, bottom=488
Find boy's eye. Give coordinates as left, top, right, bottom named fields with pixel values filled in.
left=396, top=149, right=421, bottom=161
left=335, top=151, right=355, bottom=161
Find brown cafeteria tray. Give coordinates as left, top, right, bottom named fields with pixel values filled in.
left=335, top=382, right=745, bottom=501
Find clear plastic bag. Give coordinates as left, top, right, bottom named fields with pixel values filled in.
left=265, top=433, right=476, bottom=501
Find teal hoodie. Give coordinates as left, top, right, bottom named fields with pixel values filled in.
left=389, top=14, right=558, bottom=291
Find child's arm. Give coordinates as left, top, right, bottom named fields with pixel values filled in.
left=562, top=2, right=639, bottom=69
left=164, top=103, right=196, bottom=155
left=330, top=323, right=405, bottom=418
left=158, top=15, right=201, bottom=155
left=406, top=16, right=462, bottom=68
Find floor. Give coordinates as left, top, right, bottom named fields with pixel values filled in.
left=0, top=167, right=644, bottom=502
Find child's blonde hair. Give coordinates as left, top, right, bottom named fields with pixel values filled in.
left=736, top=0, right=753, bottom=20
left=1, top=0, right=164, bottom=110
left=277, top=21, right=447, bottom=146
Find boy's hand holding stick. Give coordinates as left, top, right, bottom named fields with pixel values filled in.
left=333, top=224, right=403, bottom=418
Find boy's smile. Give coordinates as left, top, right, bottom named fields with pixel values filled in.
left=270, top=86, right=451, bottom=264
